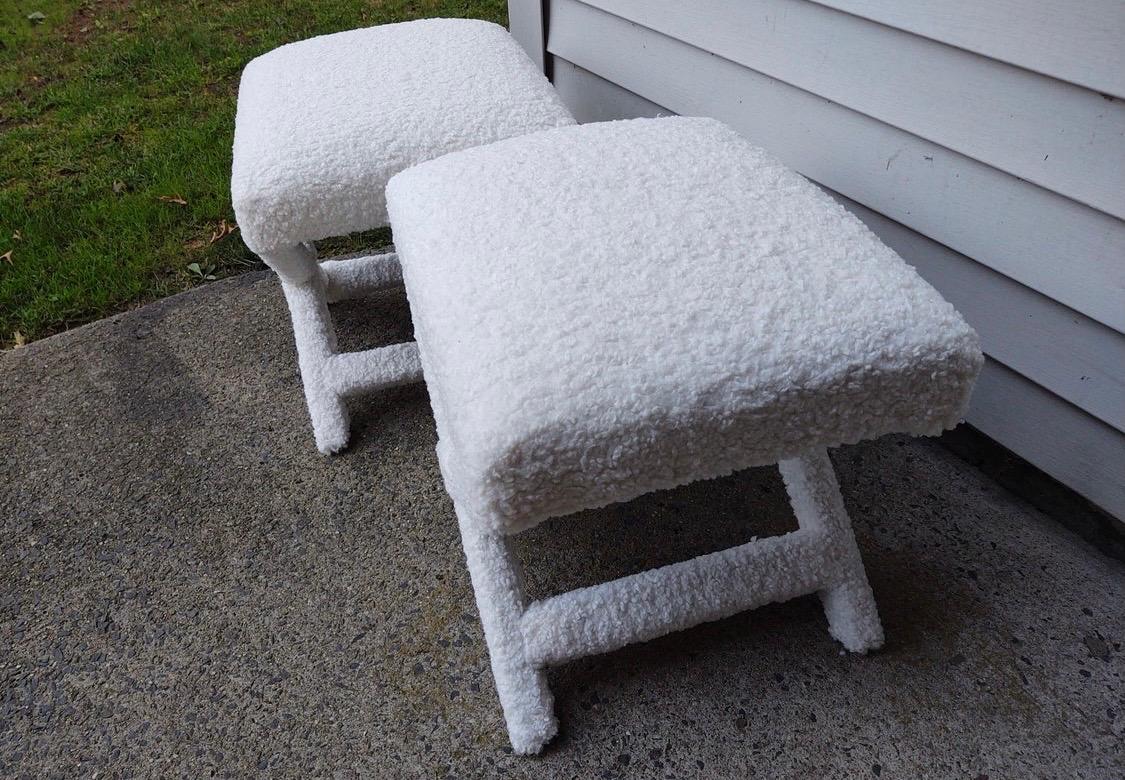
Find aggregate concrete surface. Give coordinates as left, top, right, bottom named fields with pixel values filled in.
left=2, top=271, right=1122, bottom=778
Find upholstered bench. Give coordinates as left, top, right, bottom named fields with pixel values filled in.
left=231, top=19, right=574, bottom=453
left=386, top=116, right=982, bottom=753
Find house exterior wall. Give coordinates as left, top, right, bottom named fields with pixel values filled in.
left=509, top=0, right=1125, bottom=519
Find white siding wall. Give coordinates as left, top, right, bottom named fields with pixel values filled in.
left=509, top=0, right=1125, bottom=519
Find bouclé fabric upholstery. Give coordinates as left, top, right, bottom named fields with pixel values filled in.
left=387, top=117, right=983, bottom=535
left=232, top=18, right=575, bottom=254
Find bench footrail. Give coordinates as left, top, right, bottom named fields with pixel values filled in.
left=277, top=248, right=422, bottom=454
left=459, top=448, right=885, bottom=753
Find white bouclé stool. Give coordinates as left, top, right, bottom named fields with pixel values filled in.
left=231, top=19, right=575, bottom=452
left=386, top=117, right=983, bottom=753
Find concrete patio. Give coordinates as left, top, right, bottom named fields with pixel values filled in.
left=1, top=271, right=1122, bottom=778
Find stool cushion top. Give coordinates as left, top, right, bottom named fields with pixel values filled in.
left=231, top=19, right=574, bottom=254
left=387, top=117, right=983, bottom=534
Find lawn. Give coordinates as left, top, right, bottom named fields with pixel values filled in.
left=0, top=0, right=507, bottom=347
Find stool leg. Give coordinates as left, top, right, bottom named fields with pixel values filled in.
left=455, top=504, right=557, bottom=754
left=260, top=241, right=321, bottom=284
left=267, top=244, right=350, bottom=454
left=778, top=449, right=884, bottom=653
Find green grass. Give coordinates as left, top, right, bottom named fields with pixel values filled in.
left=0, top=0, right=507, bottom=346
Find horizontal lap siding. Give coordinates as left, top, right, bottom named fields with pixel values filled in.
left=969, top=361, right=1125, bottom=520
left=579, top=0, right=1125, bottom=220
left=548, top=0, right=1125, bottom=334
left=551, top=57, right=667, bottom=124
left=548, top=57, right=1125, bottom=519
left=834, top=195, right=1125, bottom=435
left=809, top=0, right=1125, bottom=99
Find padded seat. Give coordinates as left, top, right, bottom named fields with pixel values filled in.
left=229, top=19, right=574, bottom=454
left=387, top=117, right=983, bottom=535
left=231, top=18, right=574, bottom=255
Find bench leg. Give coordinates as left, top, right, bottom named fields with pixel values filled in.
left=279, top=267, right=351, bottom=454
left=266, top=244, right=422, bottom=454
left=778, top=449, right=884, bottom=653
left=455, top=504, right=557, bottom=755
left=456, top=449, right=880, bottom=753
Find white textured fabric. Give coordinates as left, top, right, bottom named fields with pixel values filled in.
left=280, top=266, right=424, bottom=454
left=458, top=448, right=885, bottom=755
left=387, top=117, right=983, bottom=534
left=231, top=19, right=574, bottom=254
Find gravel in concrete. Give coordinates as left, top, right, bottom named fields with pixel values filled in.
left=1, top=271, right=1122, bottom=778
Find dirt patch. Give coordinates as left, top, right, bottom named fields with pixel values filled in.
left=2, top=0, right=137, bottom=104
left=60, top=0, right=135, bottom=46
